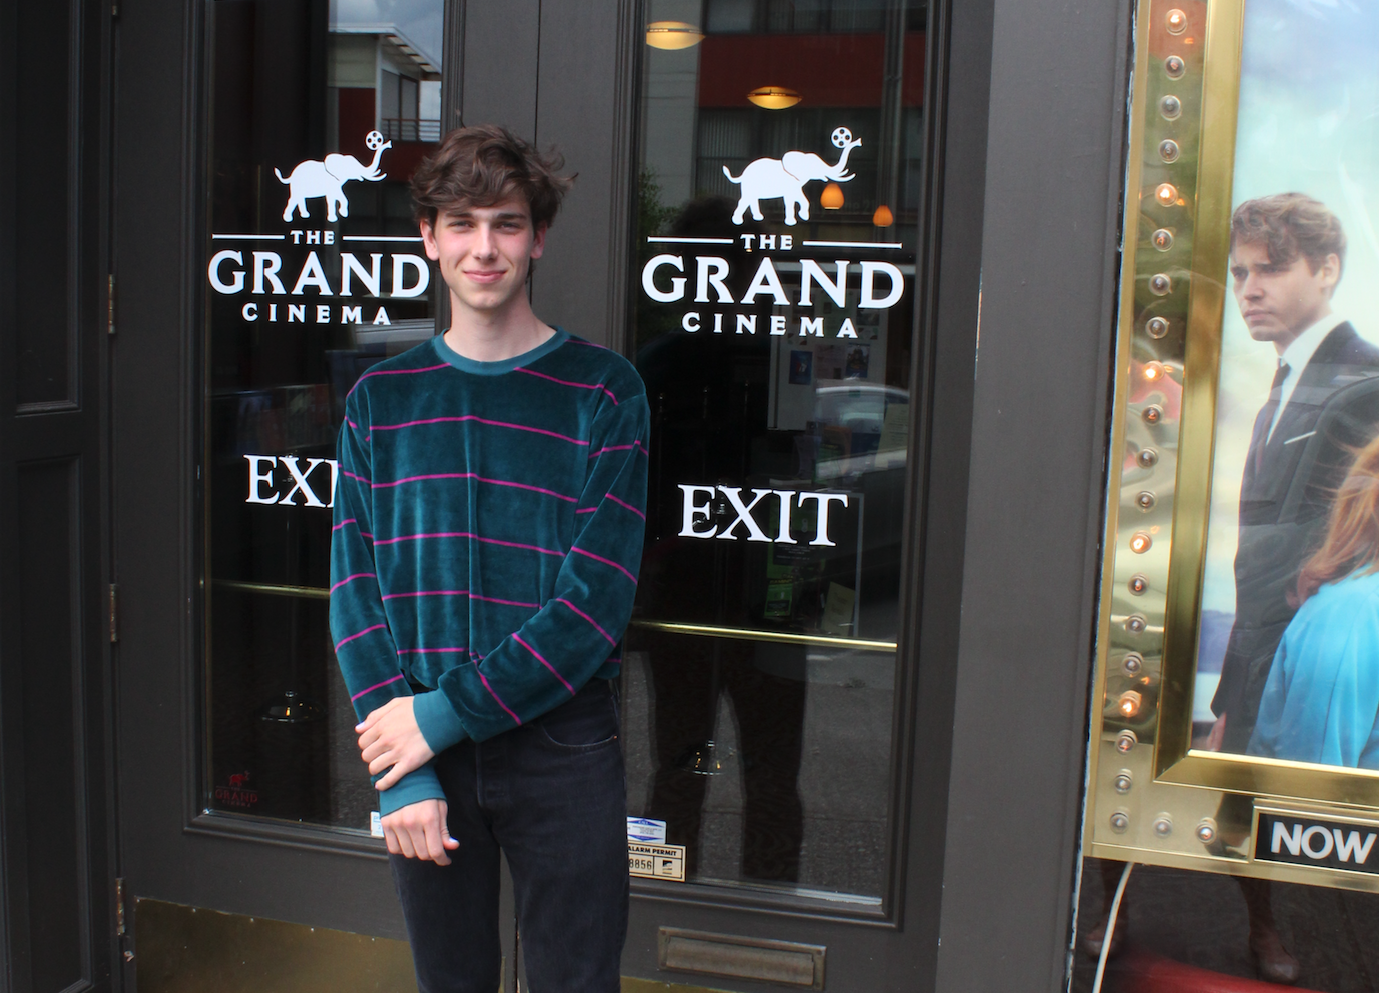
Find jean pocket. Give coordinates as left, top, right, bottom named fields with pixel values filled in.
left=537, top=687, right=620, bottom=750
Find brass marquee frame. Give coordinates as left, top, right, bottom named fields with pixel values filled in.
left=1088, top=0, right=1379, bottom=889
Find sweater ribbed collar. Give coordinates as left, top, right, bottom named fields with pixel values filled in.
left=433, top=326, right=568, bottom=375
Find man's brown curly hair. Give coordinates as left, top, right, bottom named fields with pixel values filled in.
left=1231, top=192, right=1347, bottom=277
left=411, top=124, right=575, bottom=229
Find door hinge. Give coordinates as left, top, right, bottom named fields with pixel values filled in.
left=109, top=584, right=118, bottom=643
left=115, top=877, right=126, bottom=936
left=107, top=274, right=116, bottom=335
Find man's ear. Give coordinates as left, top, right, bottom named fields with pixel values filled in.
left=1320, top=252, right=1342, bottom=294
left=530, top=222, right=548, bottom=261
left=420, top=217, right=440, bottom=262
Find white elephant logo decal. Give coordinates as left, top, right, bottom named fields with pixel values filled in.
left=723, top=126, right=862, bottom=226
left=275, top=130, right=392, bottom=223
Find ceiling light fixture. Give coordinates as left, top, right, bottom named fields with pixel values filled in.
left=746, top=86, right=802, bottom=110
left=645, top=21, right=703, bottom=50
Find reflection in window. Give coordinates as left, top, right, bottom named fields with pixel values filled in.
left=204, top=0, right=445, bottom=830
left=625, top=0, right=925, bottom=901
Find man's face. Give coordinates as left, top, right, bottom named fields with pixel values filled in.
left=420, top=197, right=546, bottom=318
left=1229, top=238, right=1340, bottom=347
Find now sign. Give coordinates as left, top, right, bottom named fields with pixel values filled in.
left=1256, top=812, right=1379, bottom=874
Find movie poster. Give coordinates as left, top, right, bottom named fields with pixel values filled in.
left=1195, top=0, right=1379, bottom=769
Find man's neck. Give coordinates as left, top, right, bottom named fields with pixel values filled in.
left=443, top=294, right=554, bottom=363
left=1273, top=304, right=1334, bottom=356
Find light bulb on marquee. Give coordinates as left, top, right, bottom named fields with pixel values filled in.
left=645, top=21, right=703, bottom=50
left=820, top=183, right=845, bottom=209
left=747, top=86, right=802, bottom=110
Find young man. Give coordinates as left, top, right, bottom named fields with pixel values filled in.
left=1210, top=193, right=1379, bottom=756
left=329, top=125, right=648, bottom=991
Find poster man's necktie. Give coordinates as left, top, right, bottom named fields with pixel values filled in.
left=1250, top=360, right=1291, bottom=476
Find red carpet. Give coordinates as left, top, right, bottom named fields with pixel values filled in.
left=1115, top=950, right=1323, bottom=993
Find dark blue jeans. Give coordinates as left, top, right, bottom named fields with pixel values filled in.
left=390, top=679, right=629, bottom=993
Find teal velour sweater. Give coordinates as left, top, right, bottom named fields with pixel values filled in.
left=329, top=328, right=649, bottom=815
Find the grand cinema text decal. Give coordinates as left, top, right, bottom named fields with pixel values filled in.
left=641, top=126, right=909, bottom=339
left=206, top=131, right=426, bottom=326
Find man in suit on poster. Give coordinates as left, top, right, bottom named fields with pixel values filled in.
left=1209, top=193, right=1379, bottom=756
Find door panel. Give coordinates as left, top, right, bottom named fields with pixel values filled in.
left=1, top=0, right=115, bottom=989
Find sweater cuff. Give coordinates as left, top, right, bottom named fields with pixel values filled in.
left=413, top=688, right=469, bottom=754
left=376, top=764, right=446, bottom=817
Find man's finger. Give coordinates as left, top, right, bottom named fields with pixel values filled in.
left=383, top=824, right=401, bottom=855
left=394, top=820, right=418, bottom=859
left=408, top=822, right=433, bottom=861
left=361, top=738, right=389, bottom=765
left=394, top=820, right=414, bottom=858
left=438, top=801, right=460, bottom=851
left=357, top=725, right=381, bottom=752
left=423, top=815, right=451, bottom=865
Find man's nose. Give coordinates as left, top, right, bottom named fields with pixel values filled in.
left=474, top=224, right=498, bottom=256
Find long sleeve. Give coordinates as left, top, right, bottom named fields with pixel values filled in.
left=411, top=393, right=650, bottom=751
left=330, top=394, right=447, bottom=815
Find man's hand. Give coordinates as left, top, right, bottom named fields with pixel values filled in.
left=357, top=696, right=436, bottom=790
left=382, top=799, right=460, bottom=864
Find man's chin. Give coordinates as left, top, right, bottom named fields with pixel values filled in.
left=1246, top=323, right=1286, bottom=343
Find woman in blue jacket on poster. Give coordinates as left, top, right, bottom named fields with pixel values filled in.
left=1249, top=435, right=1379, bottom=767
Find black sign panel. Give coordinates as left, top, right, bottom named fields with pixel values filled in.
left=1255, top=811, right=1379, bottom=874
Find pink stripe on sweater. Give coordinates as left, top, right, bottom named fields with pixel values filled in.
left=335, top=622, right=387, bottom=649
left=373, top=472, right=576, bottom=503
left=555, top=598, right=617, bottom=645
left=373, top=531, right=564, bottom=557
left=331, top=572, right=376, bottom=593
left=332, top=518, right=357, bottom=532
left=347, top=362, right=449, bottom=397
left=571, top=546, right=637, bottom=582
left=381, top=590, right=540, bottom=609
left=474, top=593, right=542, bottom=608
left=369, top=415, right=589, bottom=447
left=588, top=442, right=649, bottom=459
left=397, top=647, right=468, bottom=653
left=382, top=589, right=468, bottom=600
left=342, top=469, right=371, bottom=484
left=604, top=493, right=645, bottom=519
left=515, top=367, right=619, bottom=404
left=477, top=669, right=522, bottom=726
left=512, top=634, right=575, bottom=694
left=350, top=673, right=404, bottom=702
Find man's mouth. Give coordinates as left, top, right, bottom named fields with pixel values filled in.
left=465, top=269, right=505, bottom=284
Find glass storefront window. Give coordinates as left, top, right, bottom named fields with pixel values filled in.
left=625, top=0, right=926, bottom=902
left=203, top=0, right=445, bottom=830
